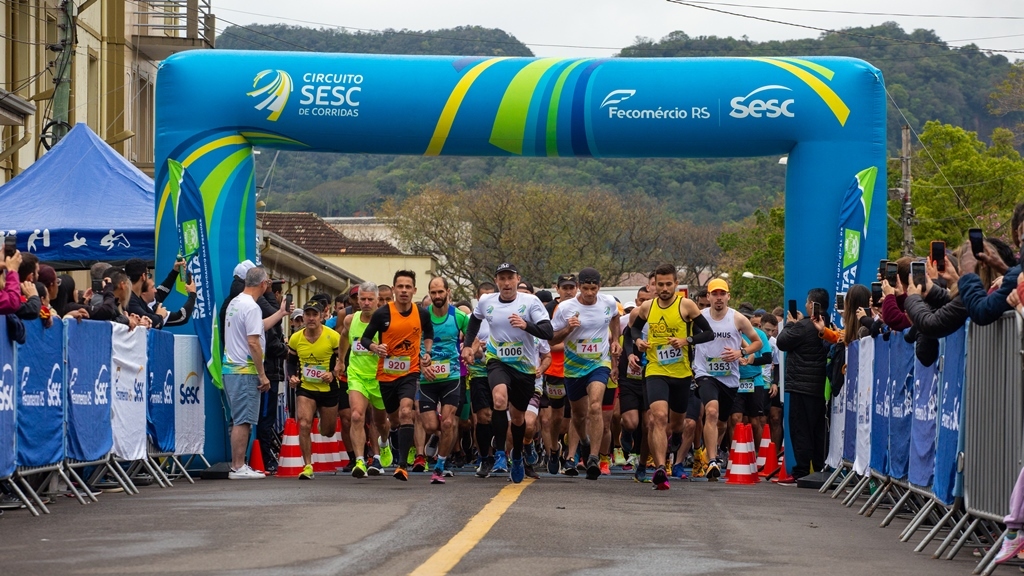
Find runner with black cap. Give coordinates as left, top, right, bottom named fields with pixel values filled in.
left=287, top=300, right=345, bottom=480
left=462, top=263, right=553, bottom=484
left=550, top=267, right=621, bottom=480
left=629, top=263, right=715, bottom=490
left=360, top=270, right=434, bottom=481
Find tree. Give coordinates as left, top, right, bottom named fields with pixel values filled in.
left=990, top=62, right=1024, bottom=141
left=379, top=180, right=718, bottom=298
left=716, top=202, right=785, bottom=311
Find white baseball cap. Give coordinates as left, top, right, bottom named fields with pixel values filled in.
left=233, top=259, right=256, bottom=279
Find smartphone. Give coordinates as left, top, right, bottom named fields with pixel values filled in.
left=878, top=259, right=888, bottom=281
left=862, top=306, right=873, bottom=318
left=885, top=262, right=898, bottom=286
left=812, top=302, right=822, bottom=320
left=931, top=240, right=946, bottom=273
left=968, top=228, right=984, bottom=258
left=835, top=292, right=846, bottom=312
left=285, top=293, right=293, bottom=309
left=3, top=234, right=15, bottom=258
left=185, top=271, right=193, bottom=284
left=871, top=282, right=882, bottom=306
left=911, top=261, right=926, bottom=287
left=788, top=299, right=798, bottom=319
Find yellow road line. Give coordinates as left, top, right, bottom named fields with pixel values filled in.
left=408, top=479, right=533, bottom=576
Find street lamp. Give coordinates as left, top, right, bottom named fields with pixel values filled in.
left=741, top=271, right=784, bottom=290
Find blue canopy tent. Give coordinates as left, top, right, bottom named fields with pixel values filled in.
left=0, top=123, right=154, bottom=268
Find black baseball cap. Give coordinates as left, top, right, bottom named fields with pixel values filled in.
left=578, top=267, right=601, bottom=285
left=302, top=300, right=324, bottom=314
left=556, top=273, right=577, bottom=287
left=518, top=280, right=534, bottom=292
left=495, top=262, right=518, bottom=275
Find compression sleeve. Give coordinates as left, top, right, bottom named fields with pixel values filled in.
left=419, top=307, right=434, bottom=341
left=751, top=351, right=772, bottom=366
left=524, top=319, right=554, bottom=341
left=465, top=315, right=483, bottom=344
left=359, top=305, right=390, bottom=350
left=688, top=313, right=715, bottom=345
left=630, top=314, right=648, bottom=341
left=286, top=352, right=299, bottom=375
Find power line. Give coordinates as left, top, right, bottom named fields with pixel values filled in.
left=666, top=0, right=1024, bottom=54
left=912, top=167, right=1024, bottom=189
left=677, top=1, right=1024, bottom=21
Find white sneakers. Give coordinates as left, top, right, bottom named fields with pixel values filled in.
left=228, top=464, right=266, bottom=480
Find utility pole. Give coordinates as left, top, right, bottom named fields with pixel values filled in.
left=51, top=1, right=77, bottom=144
left=900, top=125, right=915, bottom=257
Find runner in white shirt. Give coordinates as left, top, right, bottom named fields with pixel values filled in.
left=462, top=263, right=553, bottom=484
left=550, top=267, right=621, bottom=480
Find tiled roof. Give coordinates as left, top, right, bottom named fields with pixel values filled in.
left=258, top=212, right=401, bottom=256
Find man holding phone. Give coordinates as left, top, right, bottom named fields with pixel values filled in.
left=776, top=288, right=838, bottom=483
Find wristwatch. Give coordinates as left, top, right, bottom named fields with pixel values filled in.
left=686, top=336, right=693, bottom=346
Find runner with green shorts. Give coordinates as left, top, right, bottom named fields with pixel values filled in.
left=339, top=282, right=389, bottom=478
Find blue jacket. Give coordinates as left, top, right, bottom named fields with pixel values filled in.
left=957, top=265, right=1020, bottom=326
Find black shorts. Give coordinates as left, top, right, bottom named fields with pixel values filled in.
left=296, top=383, right=342, bottom=409
left=545, top=375, right=566, bottom=410
left=619, top=377, right=647, bottom=414
left=685, top=391, right=703, bottom=421
left=539, top=393, right=550, bottom=410
left=419, top=378, right=463, bottom=413
left=697, top=376, right=737, bottom=422
left=602, top=385, right=616, bottom=411
left=379, top=373, right=418, bottom=415
left=470, top=376, right=492, bottom=413
left=487, top=359, right=535, bottom=412
left=645, top=376, right=691, bottom=414
left=732, top=385, right=766, bottom=418
left=771, top=387, right=783, bottom=409
left=337, top=378, right=350, bottom=410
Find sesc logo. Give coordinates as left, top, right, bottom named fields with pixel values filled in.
left=730, top=85, right=795, bottom=119
left=179, top=371, right=201, bottom=405
left=247, top=70, right=293, bottom=122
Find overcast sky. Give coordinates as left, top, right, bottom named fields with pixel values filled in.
left=213, top=0, right=1024, bottom=61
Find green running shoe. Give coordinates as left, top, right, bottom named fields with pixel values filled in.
left=380, top=442, right=394, bottom=468
left=352, top=459, right=367, bottom=478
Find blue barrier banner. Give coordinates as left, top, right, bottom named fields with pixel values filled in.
left=0, top=319, right=15, bottom=478
left=147, top=329, right=176, bottom=453
left=910, top=355, right=938, bottom=487
left=934, top=327, right=966, bottom=506
left=15, top=321, right=64, bottom=467
left=65, top=320, right=113, bottom=462
left=887, top=333, right=915, bottom=480
left=831, top=168, right=878, bottom=328
left=870, top=334, right=890, bottom=475
left=844, top=340, right=859, bottom=462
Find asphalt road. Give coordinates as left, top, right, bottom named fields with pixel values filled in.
left=0, top=469, right=994, bottom=575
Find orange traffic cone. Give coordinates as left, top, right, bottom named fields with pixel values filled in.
left=726, top=424, right=760, bottom=485
left=756, top=431, right=771, bottom=470
left=249, top=439, right=266, bottom=473
left=277, top=418, right=304, bottom=477
left=311, top=417, right=346, bottom=473
left=759, top=438, right=779, bottom=478
left=772, top=441, right=795, bottom=484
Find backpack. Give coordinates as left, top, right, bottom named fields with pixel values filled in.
left=826, top=340, right=847, bottom=398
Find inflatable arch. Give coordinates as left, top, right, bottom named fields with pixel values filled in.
left=155, top=50, right=886, bottom=320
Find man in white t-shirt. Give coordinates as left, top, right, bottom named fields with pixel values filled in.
left=550, top=267, right=621, bottom=480
left=222, top=266, right=289, bottom=479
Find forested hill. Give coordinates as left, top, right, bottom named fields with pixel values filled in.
left=217, top=23, right=1021, bottom=222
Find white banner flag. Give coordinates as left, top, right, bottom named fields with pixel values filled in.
left=174, top=335, right=206, bottom=456
left=110, top=324, right=148, bottom=461
left=826, top=366, right=847, bottom=469
left=854, top=336, right=874, bottom=475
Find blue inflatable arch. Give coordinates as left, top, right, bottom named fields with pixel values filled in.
left=155, top=51, right=886, bottom=315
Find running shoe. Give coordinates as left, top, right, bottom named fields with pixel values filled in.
left=228, top=464, right=267, bottom=480
left=413, top=454, right=428, bottom=472
left=443, top=468, right=455, bottom=478
left=340, top=462, right=354, bottom=474
left=367, top=456, right=384, bottom=476
left=706, top=459, right=721, bottom=481
left=586, top=455, right=601, bottom=480
left=297, top=464, right=314, bottom=480
left=646, top=455, right=655, bottom=469
left=562, top=456, right=579, bottom=477
left=525, top=463, right=540, bottom=479
left=525, top=443, right=539, bottom=466
left=653, top=467, right=670, bottom=490
left=426, top=434, right=439, bottom=459
left=622, top=453, right=637, bottom=472
left=612, top=448, right=626, bottom=466
left=393, top=467, right=409, bottom=481
left=599, top=455, right=612, bottom=476
left=352, top=459, right=368, bottom=478
left=493, top=451, right=509, bottom=474
left=671, top=463, right=689, bottom=480
left=547, top=454, right=560, bottom=475
left=510, top=457, right=525, bottom=484
left=996, top=534, right=1024, bottom=564
left=380, top=442, right=394, bottom=468
left=407, top=448, right=416, bottom=467
left=476, top=456, right=494, bottom=478
left=431, top=469, right=445, bottom=484
left=633, top=465, right=650, bottom=483
left=692, top=447, right=709, bottom=478
left=577, top=458, right=587, bottom=474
